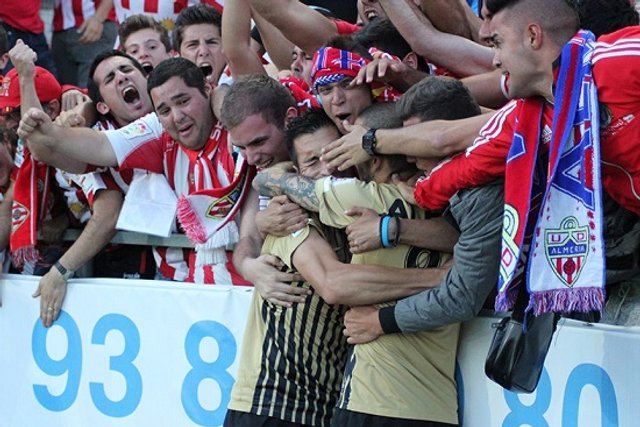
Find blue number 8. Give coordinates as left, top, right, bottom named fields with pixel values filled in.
left=181, top=320, right=236, bottom=426
left=32, top=311, right=82, bottom=411
left=89, top=314, right=142, bottom=417
left=503, top=368, right=551, bottom=427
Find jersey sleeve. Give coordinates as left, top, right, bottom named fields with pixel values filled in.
left=414, top=100, right=518, bottom=211
left=314, top=177, right=406, bottom=228
left=104, top=112, right=165, bottom=173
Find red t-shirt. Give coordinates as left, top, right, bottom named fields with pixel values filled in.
left=0, top=0, right=44, bottom=33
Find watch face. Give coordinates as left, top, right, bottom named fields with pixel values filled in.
left=362, top=128, right=376, bottom=155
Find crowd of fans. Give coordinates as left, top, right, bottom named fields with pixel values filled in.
left=2, top=0, right=640, bottom=426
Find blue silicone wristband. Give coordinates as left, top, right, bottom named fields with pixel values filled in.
left=381, top=215, right=391, bottom=248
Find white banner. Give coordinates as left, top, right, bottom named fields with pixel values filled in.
left=0, top=274, right=252, bottom=427
left=2, top=274, right=640, bottom=426
left=458, top=316, right=640, bottom=426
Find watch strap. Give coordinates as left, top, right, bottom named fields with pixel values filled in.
left=53, top=261, right=74, bottom=280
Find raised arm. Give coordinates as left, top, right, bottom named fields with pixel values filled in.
left=251, top=8, right=295, bottom=72
left=251, top=0, right=338, bottom=55
left=419, top=0, right=483, bottom=44
left=221, top=0, right=266, bottom=77
left=380, top=0, right=493, bottom=77
left=18, top=109, right=117, bottom=170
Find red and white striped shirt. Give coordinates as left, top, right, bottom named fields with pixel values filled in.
left=113, top=0, right=223, bottom=29
left=53, top=0, right=117, bottom=32
left=104, top=112, right=251, bottom=285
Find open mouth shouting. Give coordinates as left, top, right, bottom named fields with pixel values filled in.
left=199, top=63, right=213, bottom=78
left=364, top=8, right=380, bottom=21
left=141, top=62, right=154, bottom=74
left=122, top=86, right=141, bottom=105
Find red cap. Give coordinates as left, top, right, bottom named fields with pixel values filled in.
left=0, top=67, right=62, bottom=112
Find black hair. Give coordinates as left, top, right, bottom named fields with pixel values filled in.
left=397, top=76, right=481, bottom=122
left=147, top=57, right=207, bottom=101
left=87, top=50, right=146, bottom=105
left=353, top=18, right=429, bottom=72
left=173, top=4, right=222, bottom=51
left=0, top=26, right=7, bottom=56
left=577, top=0, right=639, bottom=37
left=285, top=108, right=337, bottom=165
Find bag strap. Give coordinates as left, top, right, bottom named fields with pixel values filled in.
left=511, top=285, right=530, bottom=322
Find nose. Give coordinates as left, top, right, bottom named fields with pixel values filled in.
left=197, top=41, right=210, bottom=58
left=291, top=57, right=302, bottom=73
left=244, top=147, right=259, bottom=166
left=330, top=86, right=345, bottom=105
left=115, top=70, right=129, bottom=85
left=319, top=160, right=334, bottom=177
left=138, top=47, right=150, bottom=60
left=492, top=52, right=502, bottom=69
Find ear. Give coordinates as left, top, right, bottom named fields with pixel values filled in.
left=527, top=23, right=544, bottom=49
left=204, top=81, right=213, bottom=96
left=0, top=53, right=8, bottom=70
left=401, top=52, right=419, bottom=70
left=283, top=106, right=298, bottom=126
left=47, top=99, right=61, bottom=118
left=95, top=100, right=111, bottom=116
left=370, top=156, right=383, bottom=173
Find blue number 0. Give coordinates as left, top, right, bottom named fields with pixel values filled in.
left=562, top=363, right=618, bottom=427
left=181, top=320, right=236, bottom=426
left=89, top=314, right=142, bottom=417
left=32, top=311, right=82, bottom=411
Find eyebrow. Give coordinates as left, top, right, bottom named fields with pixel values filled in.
left=247, top=135, right=268, bottom=146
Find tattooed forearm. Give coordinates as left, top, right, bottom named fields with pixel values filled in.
left=254, top=170, right=320, bottom=212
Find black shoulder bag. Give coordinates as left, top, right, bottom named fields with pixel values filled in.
left=484, top=287, right=560, bottom=393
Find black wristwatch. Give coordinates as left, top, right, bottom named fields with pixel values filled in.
left=362, top=127, right=378, bottom=156
left=53, top=261, right=74, bottom=281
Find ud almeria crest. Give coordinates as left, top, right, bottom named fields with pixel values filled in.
left=545, top=216, right=589, bottom=287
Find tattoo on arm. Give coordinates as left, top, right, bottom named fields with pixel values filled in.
left=255, top=171, right=320, bottom=212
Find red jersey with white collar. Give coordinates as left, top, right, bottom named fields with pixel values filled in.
left=416, top=26, right=640, bottom=215
left=592, top=25, right=640, bottom=214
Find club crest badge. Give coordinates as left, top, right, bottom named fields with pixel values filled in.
left=11, top=201, right=29, bottom=232
left=545, top=216, right=589, bottom=287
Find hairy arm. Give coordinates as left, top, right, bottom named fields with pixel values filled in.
left=379, top=0, right=493, bottom=77
left=251, top=0, right=337, bottom=55
left=293, top=227, right=448, bottom=306
left=253, top=168, right=320, bottom=212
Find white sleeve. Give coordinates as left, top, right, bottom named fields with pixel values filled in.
left=103, top=113, right=164, bottom=166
